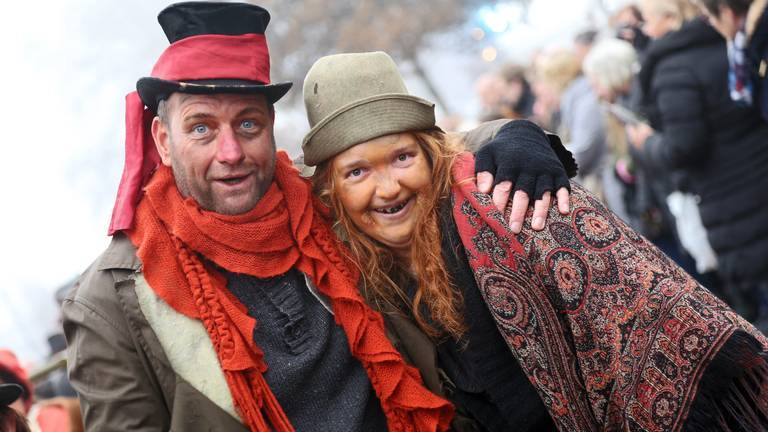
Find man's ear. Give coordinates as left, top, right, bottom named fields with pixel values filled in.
left=152, top=117, right=173, bottom=167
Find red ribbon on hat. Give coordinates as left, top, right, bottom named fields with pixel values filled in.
left=108, top=33, right=271, bottom=234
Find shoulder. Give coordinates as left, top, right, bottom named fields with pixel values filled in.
left=63, top=234, right=141, bottom=330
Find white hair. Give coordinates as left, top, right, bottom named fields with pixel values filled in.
left=582, top=38, right=639, bottom=92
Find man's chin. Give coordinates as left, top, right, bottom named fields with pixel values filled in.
left=210, top=195, right=263, bottom=215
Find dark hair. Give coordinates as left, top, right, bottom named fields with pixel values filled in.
left=0, top=406, right=31, bottom=432
left=574, top=29, right=599, bottom=46
left=697, top=0, right=753, bottom=17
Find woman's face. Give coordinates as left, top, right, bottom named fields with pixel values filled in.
left=639, top=2, right=678, bottom=39
left=330, top=132, right=432, bottom=257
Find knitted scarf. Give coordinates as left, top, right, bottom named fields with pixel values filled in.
left=127, top=152, right=452, bottom=432
left=449, top=152, right=768, bottom=431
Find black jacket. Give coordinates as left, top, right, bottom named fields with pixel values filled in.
left=638, top=18, right=768, bottom=283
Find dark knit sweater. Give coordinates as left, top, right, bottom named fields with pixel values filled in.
left=225, top=269, right=388, bottom=431
left=435, top=200, right=556, bottom=432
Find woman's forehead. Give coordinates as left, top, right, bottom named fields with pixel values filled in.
left=334, top=133, right=418, bottom=162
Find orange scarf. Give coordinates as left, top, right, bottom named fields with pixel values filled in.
left=127, top=152, right=452, bottom=432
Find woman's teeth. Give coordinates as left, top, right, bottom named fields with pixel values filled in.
left=376, top=201, right=407, bottom=214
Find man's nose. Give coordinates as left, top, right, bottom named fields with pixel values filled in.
left=215, top=127, right=245, bottom=165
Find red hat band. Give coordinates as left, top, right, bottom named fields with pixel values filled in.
left=151, top=33, right=271, bottom=83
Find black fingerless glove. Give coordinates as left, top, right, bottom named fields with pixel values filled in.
left=474, top=120, right=578, bottom=199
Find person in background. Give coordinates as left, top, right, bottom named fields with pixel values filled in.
left=0, top=350, right=81, bottom=432
left=629, top=0, right=768, bottom=328
left=583, top=37, right=720, bottom=293
left=304, top=50, right=768, bottom=432
left=611, top=3, right=652, bottom=53
left=695, top=0, right=768, bottom=121
left=498, top=64, right=536, bottom=120
left=533, top=49, right=608, bottom=198
left=573, top=29, right=599, bottom=64
left=1, top=383, right=31, bottom=432
left=474, top=72, right=508, bottom=121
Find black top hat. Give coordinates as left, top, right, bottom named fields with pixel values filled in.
left=136, top=2, right=292, bottom=112
left=0, top=383, right=23, bottom=407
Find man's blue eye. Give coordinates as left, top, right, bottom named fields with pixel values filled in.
left=194, top=125, right=208, bottom=134
left=242, top=120, right=255, bottom=129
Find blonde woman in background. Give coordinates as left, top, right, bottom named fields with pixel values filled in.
left=533, top=49, right=608, bottom=200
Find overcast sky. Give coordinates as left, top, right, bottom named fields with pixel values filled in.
left=0, top=0, right=627, bottom=365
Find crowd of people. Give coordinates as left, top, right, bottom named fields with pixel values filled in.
left=470, top=0, right=768, bottom=332
left=4, top=0, right=768, bottom=431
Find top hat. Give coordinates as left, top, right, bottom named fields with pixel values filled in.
left=136, top=2, right=292, bottom=112
left=0, top=383, right=23, bottom=407
left=301, top=52, right=436, bottom=167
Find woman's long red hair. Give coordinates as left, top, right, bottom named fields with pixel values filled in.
left=313, top=130, right=466, bottom=340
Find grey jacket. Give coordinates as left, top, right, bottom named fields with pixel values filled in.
left=62, top=234, right=248, bottom=431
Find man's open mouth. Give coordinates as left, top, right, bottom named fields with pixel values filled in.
left=217, top=174, right=250, bottom=185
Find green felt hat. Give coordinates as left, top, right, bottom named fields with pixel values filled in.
left=302, top=51, right=436, bottom=166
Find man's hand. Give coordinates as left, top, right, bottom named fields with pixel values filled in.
left=474, top=120, right=573, bottom=233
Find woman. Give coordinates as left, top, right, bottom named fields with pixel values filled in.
left=532, top=48, right=608, bottom=200
left=302, top=51, right=768, bottom=431
left=628, top=0, right=768, bottom=327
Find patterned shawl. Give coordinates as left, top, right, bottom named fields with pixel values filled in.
left=450, top=152, right=768, bottom=431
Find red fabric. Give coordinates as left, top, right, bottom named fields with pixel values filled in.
left=127, top=152, right=453, bottom=431
left=151, top=33, right=270, bottom=83
left=34, top=404, right=70, bottom=432
left=0, top=349, right=33, bottom=413
left=109, top=33, right=273, bottom=234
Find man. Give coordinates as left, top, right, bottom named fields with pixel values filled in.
left=696, top=0, right=768, bottom=120
left=62, top=3, right=574, bottom=431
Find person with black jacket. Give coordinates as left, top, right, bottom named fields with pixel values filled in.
left=628, top=0, right=768, bottom=327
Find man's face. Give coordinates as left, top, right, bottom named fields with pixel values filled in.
left=152, top=93, right=276, bottom=215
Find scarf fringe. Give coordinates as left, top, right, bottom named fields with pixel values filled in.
left=173, top=236, right=293, bottom=431
left=683, top=331, right=768, bottom=432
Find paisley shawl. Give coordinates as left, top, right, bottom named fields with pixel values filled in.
left=450, top=152, right=768, bottom=431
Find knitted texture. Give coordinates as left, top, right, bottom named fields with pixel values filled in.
left=128, top=152, right=453, bottom=431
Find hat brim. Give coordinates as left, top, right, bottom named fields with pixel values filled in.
left=137, top=77, right=293, bottom=112
left=0, top=383, right=23, bottom=407
left=302, top=94, right=436, bottom=166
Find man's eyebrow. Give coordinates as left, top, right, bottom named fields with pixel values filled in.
left=181, top=112, right=215, bottom=123
left=235, top=106, right=269, bottom=118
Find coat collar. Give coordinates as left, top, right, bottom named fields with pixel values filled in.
left=97, top=233, right=142, bottom=272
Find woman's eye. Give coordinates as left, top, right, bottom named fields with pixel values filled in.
left=349, top=168, right=363, bottom=178
left=395, top=153, right=412, bottom=164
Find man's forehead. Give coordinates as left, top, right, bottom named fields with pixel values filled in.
left=169, top=92, right=270, bottom=114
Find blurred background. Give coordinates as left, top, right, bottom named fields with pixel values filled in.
left=0, top=0, right=624, bottom=366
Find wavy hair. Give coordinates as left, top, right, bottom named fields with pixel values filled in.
left=312, top=130, right=466, bottom=340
